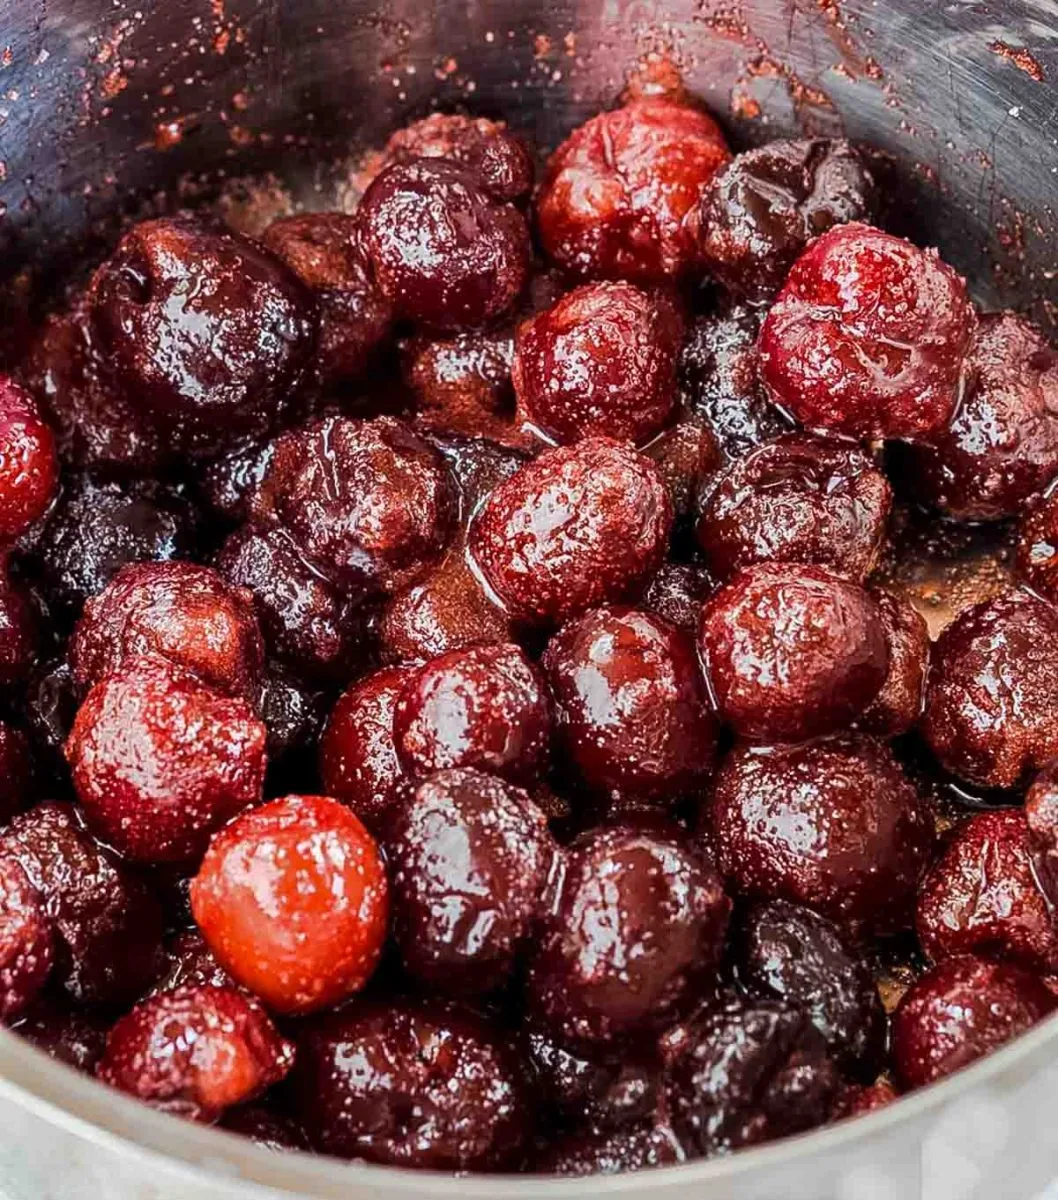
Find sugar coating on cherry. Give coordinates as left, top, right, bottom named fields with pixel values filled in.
left=379, top=539, right=512, bottom=664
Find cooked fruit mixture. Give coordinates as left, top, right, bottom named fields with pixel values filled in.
left=1, top=82, right=1057, bottom=1179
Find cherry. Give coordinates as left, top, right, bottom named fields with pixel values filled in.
left=922, top=589, right=1058, bottom=790
left=526, top=824, right=730, bottom=1043
left=0, top=376, right=58, bottom=543
left=262, top=211, right=393, bottom=387
left=678, top=304, right=790, bottom=460
left=66, top=656, right=266, bottom=863
left=86, top=215, right=315, bottom=455
left=891, top=956, right=1055, bottom=1090
left=513, top=281, right=683, bottom=446
left=543, top=606, right=717, bottom=805
left=190, top=794, right=388, bottom=1015
left=909, top=312, right=1058, bottom=520
left=357, top=159, right=530, bottom=331
left=699, top=563, right=888, bottom=743
left=699, top=139, right=876, bottom=303
left=292, top=999, right=530, bottom=1169
left=469, top=437, right=672, bottom=626
left=536, top=98, right=730, bottom=283
left=379, top=113, right=534, bottom=202
left=857, top=590, right=929, bottom=737
left=705, top=736, right=933, bottom=937
left=759, top=223, right=975, bottom=441
left=252, top=415, right=456, bottom=596
left=96, top=984, right=294, bottom=1122
left=34, top=474, right=198, bottom=617
left=0, top=857, right=53, bottom=1020
left=0, top=801, right=165, bottom=1005
left=917, top=808, right=1058, bottom=971
left=394, top=642, right=551, bottom=785
left=385, top=767, right=557, bottom=995
left=70, top=561, right=264, bottom=705
left=734, top=899, right=886, bottom=1078
left=318, top=665, right=419, bottom=832
left=696, top=433, right=892, bottom=584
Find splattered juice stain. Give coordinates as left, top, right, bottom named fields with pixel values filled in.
left=990, top=40, right=1045, bottom=82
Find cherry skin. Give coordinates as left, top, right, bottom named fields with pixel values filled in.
left=470, top=437, right=672, bottom=626
left=393, top=642, right=552, bottom=787
left=891, top=956, right=1055, bottom=1090
left=536, top=98, right=730, bottom=283
left=0, top=376, right=59, bottom=543
left=759, top=223, right=974, bottom=441
left=96, top=985, right=294, bottom=1123
left=699, top=563, right=888, bottom=743
left=916, top=808, right=1058, bottom=972
left=190, top=794, right=389, bottom=1015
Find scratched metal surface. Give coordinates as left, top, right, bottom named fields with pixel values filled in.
left=0, top=0, right=1057, bottom=323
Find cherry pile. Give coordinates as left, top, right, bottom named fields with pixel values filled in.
left=0, top=81, right=1056, bottom=1178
